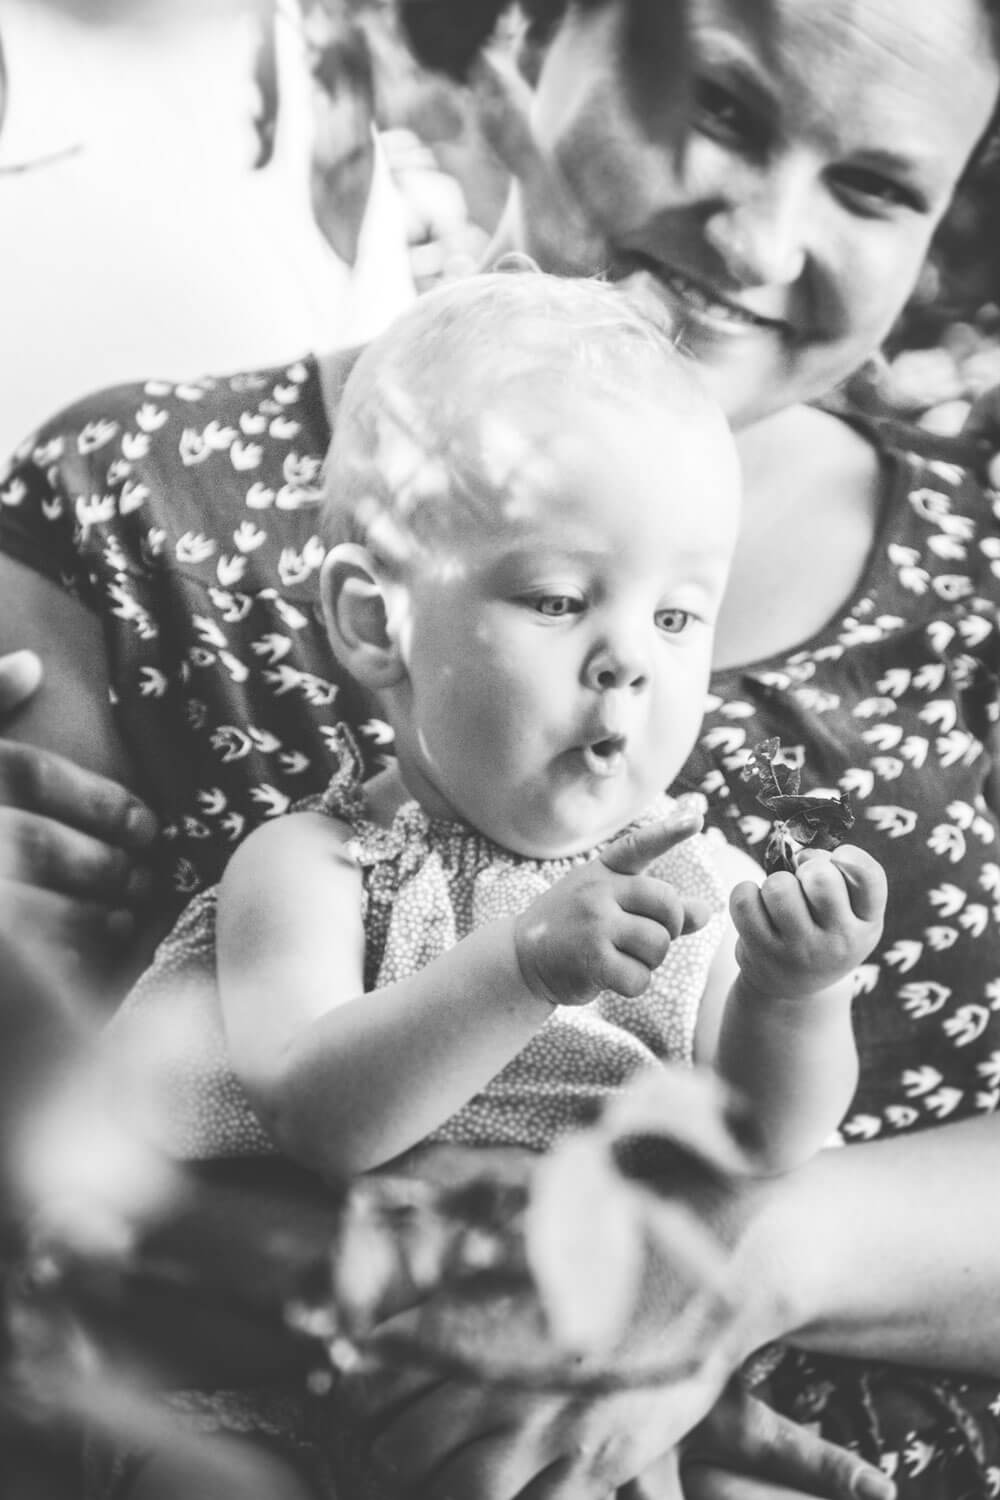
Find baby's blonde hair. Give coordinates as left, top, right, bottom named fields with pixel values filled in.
left=321, top=269, right=716, bottom=569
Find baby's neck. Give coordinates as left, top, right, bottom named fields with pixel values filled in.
left=363, top=763, right=413, bottom=829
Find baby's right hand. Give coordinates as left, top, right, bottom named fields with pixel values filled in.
left=513, top=813, right=712, bottom=1008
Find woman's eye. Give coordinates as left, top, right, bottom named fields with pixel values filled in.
left=656, top=607, right=692, bottom=635
left=832, top=167, right=921, bottom=214
left=693, top=78, right=760, bottom=150
left=533, top=594, right=583, bottom=618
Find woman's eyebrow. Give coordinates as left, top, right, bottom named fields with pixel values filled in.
left=691, top=30, right=783, bottom=117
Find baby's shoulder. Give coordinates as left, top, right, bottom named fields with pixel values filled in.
left=222, top=806, right=359, bottom=893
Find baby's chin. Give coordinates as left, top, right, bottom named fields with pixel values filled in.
left=485, top=811, right=638, bottom=861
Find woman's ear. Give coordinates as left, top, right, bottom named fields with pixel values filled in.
left=320, top=543, right=406, bottom=690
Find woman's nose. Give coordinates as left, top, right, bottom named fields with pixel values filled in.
left=703, top=160, right=812, bottom=287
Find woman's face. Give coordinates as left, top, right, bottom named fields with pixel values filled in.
left=519, top=0, right=1000, bottom=427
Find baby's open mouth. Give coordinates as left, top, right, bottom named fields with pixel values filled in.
left=581, top=736, right=626, bottom=777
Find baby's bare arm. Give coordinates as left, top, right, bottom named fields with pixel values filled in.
left=218, top=810, right=709, bottom=1177
left=217, top=812, right=557, bottom=1178
left=707, top=844, right=885, bottom=1173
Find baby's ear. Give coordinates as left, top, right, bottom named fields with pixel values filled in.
left=320, top=544, right=406, bottom=690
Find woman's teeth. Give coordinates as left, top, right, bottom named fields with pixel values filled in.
left=660, top=267, right=774, bottom=327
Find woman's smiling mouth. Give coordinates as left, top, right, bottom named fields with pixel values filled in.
left=613, top=254, right=790, bottom=338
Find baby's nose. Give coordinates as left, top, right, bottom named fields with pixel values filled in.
left=586, top=644, right=649, bottom=691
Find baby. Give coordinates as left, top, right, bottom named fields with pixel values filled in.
left=103, top=270, right=887, bottom=1500
left=119, top=270, right=886, bottom=1180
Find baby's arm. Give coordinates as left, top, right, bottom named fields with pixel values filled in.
left=217, top=810, right=552, bottom=1178
left=697, top=842, right=886, bottom=1174
left=218, top=808, right=705, bottom=1178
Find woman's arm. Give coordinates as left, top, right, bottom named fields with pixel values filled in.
left=738, top=1110, right=1000, bottom=1374
left=216, top=812, right=554, bottom=1178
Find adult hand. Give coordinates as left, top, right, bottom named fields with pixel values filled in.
left=682, top=1383, right=895, bottom=1500
left=514, top=811, right=711, bottom=1008
left=961, top=383, right=1000, bottom=487
left=0, top=649, right=159, bottom=987
left=348, top=1325, right=736, bottom=1500
left=339, top=1136, right=757, bottom=1500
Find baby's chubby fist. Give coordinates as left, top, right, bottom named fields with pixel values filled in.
left=514, top=811, right=712, bottom=1009
left=730, top=844, right=887, bottom=999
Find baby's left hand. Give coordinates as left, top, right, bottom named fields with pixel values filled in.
left=730, top=845, right=886, bottom=998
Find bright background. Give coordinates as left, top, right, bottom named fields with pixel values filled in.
left=0, top=0, right=414, bottom=456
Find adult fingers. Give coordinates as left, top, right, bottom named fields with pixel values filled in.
left=601, top=811, right=704, bottom=878
left=368, top=1381, right=547, bottom=1494
left=0, top=739, right=158, bottom=850
left=0, top=806, right=154, bottom=905
left=684, top=1387, right=894, bottom=1500
left=960, top=383, right=1000, bottom=487
left=0, top=882, right=136, bottom=1024
left=684, top=1468, right=828, bottom=1499
left=0, top=649, right=43, bottom=714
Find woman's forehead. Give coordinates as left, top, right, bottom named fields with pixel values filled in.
left=688, top=0, right=998, bottom=118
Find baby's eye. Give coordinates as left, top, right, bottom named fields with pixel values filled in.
left=532, top=593, right=584, bottom=617
left=655, top=607, right=693, bottom=634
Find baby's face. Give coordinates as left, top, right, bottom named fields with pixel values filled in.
left=387, top=391, right=741, bottom=858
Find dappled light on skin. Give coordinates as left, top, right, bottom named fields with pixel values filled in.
left=338, top=377, right=567, bottom=576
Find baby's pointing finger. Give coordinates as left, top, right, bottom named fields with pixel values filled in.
left=600, top=808, right=704, bottom=877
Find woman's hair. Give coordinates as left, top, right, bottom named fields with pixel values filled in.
left=396, top=0, right=691, bottom=134
left=322, top=269, right=708, bottom=565
left=396, top=0, right=1000, bottom=162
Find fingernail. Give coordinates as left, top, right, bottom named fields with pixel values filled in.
left=670, top=812, right=702, bottom=835
left=125, top=803, right=158, bottom=847
left=853, top=1469, right=896, bottom=1500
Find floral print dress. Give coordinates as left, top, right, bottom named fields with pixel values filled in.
left=0, top=354, right=379, bottom=913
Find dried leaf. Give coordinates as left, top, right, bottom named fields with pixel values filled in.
left=742, top=739, right=854, bottom=874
